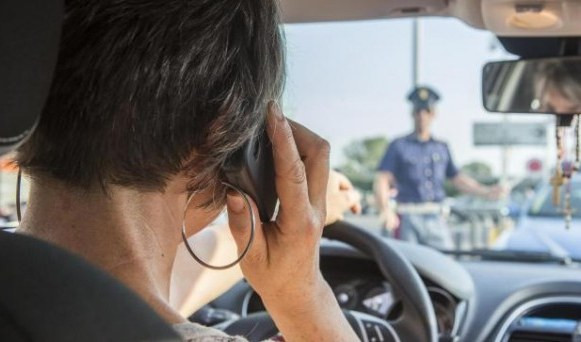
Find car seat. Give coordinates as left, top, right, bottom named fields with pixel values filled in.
left=0, top=1, right=180, bottom=340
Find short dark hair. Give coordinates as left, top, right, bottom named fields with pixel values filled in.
left=17, top=0, right=285, bottom=199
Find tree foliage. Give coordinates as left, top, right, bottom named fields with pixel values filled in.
left=338, top=136, right=389, bottom=192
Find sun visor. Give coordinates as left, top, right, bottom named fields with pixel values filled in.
left=483, top=0, right=581, bottom=37
left=0, top=0, right=63, bottom=156
left=280, top=0, right=449, bottom=23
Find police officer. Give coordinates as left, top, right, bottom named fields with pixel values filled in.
left=374, top=86, right=504, bottom=249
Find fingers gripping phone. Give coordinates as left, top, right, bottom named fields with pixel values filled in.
left=223, top=131, right=278, bottom=223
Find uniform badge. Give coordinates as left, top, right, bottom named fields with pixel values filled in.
left=419, top=88, right=429, bottom=101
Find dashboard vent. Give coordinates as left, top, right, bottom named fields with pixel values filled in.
left=496, top=297, right=581, bottom=342
left=509, top=330, right=571, bottom=342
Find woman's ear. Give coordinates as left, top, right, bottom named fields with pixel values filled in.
left=183, top=192, right=225, bottom=237
left=166, top=172, right=225, bottom=236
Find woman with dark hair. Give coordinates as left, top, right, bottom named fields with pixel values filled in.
left=534, top=60, right=581, bottom=114
left=16, top=0, right=360, bottom=340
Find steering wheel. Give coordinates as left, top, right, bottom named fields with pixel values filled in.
left=221, top=221, right=438, bottom=342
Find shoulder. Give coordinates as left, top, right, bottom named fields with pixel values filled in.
left=388, top=136, right=409, bottom=149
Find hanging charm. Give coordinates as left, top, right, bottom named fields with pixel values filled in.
left=573, top=114, right=581, bottom=173
left=564, top=182, right=573, bottom=230
left=550, top=126, right=565, bottom=206
left=554, top=118, right=579, bottom=230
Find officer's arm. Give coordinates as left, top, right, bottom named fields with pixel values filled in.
left=451, top=173, right=493, bottom=198
left=445, top=143, right=501, bottom=199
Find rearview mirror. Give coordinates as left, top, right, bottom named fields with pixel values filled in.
left=482, top=57, right=581, bottom=115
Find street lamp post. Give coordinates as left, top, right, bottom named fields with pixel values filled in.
left=412, top=19, right=421, bottom=87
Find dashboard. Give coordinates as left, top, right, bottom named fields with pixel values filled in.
left=199, top=238, right=581, bottom=342
left=461, top=261, right=581, bottom=341
left=243, top=256, right=464, bottom=338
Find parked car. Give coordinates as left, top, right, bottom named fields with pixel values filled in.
left=496, top=177, right=581, bottom=259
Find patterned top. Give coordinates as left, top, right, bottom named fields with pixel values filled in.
left=173, top=322, right=279, bottom=342
left=378, top=134, right=459, bottom=203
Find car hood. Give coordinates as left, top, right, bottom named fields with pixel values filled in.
left=498, top=215, right=581, bottom=259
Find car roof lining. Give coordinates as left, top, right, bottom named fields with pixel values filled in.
left=281, top=0, right=581, bottom=38
left=280, top=0, right=483, bottom=28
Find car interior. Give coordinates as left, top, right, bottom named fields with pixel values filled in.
left=2, top=0, right=581, bottom=342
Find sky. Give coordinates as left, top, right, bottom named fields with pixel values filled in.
left=281, top=17, right=557, bottom=178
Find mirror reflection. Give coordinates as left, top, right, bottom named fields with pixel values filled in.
left=483, top=57, right=581, bottom=115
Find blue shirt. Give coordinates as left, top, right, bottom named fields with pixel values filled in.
left=378, top=134, right=459, bottom=203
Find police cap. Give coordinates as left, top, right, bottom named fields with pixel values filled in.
left=407, top=86, right=440, bottom=110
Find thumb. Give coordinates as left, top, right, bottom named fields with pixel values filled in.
left=226, top=192, right=264, bottom=258
left=347, top=190, right=362, bottom=214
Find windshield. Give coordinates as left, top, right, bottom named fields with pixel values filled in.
left=0, top=18, right=575, bottom=262
left=281, top=18, right=574, bottom=261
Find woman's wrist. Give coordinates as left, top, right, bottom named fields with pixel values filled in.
left=262, top=277, right=360, bottom=341
left=260, top=273, right=331, bottom=314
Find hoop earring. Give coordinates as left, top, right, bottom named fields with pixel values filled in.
left=16, top=168, right=23, bottom=224
left=181, top=182, right=255, bottom=270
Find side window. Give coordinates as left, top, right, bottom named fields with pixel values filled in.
left=0, top=154, right=28, bottom=228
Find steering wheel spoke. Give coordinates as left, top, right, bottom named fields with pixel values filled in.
left=346, top=310, right=401, bottom=342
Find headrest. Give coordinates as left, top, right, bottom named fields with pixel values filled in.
left=0, top=0, right=63, bottom=156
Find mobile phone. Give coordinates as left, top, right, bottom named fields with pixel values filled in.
left=223, top=130, right=278, bottom=223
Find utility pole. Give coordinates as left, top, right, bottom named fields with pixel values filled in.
left=411, top=19, right=421, bottom=87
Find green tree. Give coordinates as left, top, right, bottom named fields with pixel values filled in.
left=461, top=161, right=493, bottom=181
left=338, top=136, right=389, bottom=192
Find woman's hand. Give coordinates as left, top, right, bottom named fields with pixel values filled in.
left=170, top=171, right=361, bottom=317
left=326, top=170, right=362, bottom=225
left=226, top=103, right=359, bottom=341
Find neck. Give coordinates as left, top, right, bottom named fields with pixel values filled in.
left=414, top=129, right=431, bottom=142
left=18, top=176, right=188, bottom=324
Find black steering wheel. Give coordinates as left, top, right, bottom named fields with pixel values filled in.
left=222, top=221, right=438, bottom=342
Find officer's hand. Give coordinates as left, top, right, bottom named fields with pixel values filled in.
left=325, top=170, right=362, bottom=225
left=380, top=210, right=400, bottom=230
left=485, top=185, right=508, bottom=201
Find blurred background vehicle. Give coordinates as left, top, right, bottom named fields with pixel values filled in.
left=495, top=175, right=581, bottom=259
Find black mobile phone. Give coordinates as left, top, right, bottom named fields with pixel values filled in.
left=223, top=131, right=278, bottom=223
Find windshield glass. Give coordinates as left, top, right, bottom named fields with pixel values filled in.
left=281, top=18, right=574, bottom=261
left=0, top=18, right=576, bottom=261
